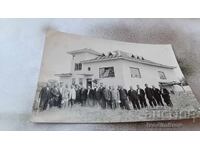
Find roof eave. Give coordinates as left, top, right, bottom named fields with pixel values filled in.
left=81, top=57, right=176, bottom=69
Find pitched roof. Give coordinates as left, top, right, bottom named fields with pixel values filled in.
left=67, top=48, right=101, bottom=56
left=81, top=50, right=175, bottom=69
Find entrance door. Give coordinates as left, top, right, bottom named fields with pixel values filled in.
left=86, top=78, right=92, bottom=88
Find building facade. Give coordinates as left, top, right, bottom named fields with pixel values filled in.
left=56, top=48, right=179, bottom=89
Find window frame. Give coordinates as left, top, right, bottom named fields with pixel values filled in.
left=158, top=71, right=167, bottom=80
left=99, top=66, right=115, bottom=78
left=74, top=63, right=82, bottom=71
left=130, top=67, right=141, bottom=78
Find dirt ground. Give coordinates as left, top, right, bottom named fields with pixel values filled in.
left=31, top=91, right=200, bottom=123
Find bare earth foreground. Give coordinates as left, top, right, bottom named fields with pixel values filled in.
left=32, top=92, right=200, bottom=123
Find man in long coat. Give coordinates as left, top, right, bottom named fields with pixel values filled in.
left=39, top=82, right=52, bottom=111
left=86, top=86, right=95, bottom=106
left=128, top=86, right=140, bottom=110
left=75, top=85, right=81, bottom=104
left=160, top=85, right=173, bottom=107
left=80, top=86, right=87, bottom=106
left=118, top=85, right=131, bottom=110
left=145, top=84, right=157, bottom=107
left=102, top=85, right=111, bottom=109
left=152, top=85, right=164, bottom=106
left=110, top=86, right=120, bottom=109
left=136, top=84, right=147, bottom=108
left=94, top=84, right=103, bottom=107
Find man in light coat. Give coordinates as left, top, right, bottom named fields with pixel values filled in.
left=62, top=84, right=70, bottom=108
left=68, top=85, right=76, bottom=108
left=110, top=86, right=120, bottom=109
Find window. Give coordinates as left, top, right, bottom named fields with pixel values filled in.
left=88, top=67, right=91, bottom=71
left=130, top=67, right=141, bottom=78
left=75, top=63, right=82, bottom=71
left=99, top=67, right=115, bottom=78
left=158, top=71, right=167, bottom=79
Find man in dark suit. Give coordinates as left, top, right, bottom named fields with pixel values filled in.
left=87, top=86, right=95, bottom=106
left=145, top=84, right=157, bottom=107
left=152, top=85, right=164, bottom=106
left=80, top=86, right=87, bottom=106
left=39, top=82, right=52, bottom=111
left=50, top=83, right=62, bottom=108
left=94, top=84, right=103, bottom=107
left=93, top=85, right=100, bottom=106
left=160, top=85, right=173, bottom=107
left=75, top=85, right=81, bottom=104
left=128, top=86, right=140, bottom=110
left=118, top=85, right=131, bottom=110
left=102, top=85, right=111, bottom=109
left=136, top=84, right=147, bottom=108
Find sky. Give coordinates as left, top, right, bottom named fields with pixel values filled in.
left=0, top=19, right=200, bottom=113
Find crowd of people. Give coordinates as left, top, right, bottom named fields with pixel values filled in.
left=38, top=82, right=173, bottom=111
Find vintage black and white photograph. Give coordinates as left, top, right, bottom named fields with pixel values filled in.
left=31, top=30, right=200, bottom=123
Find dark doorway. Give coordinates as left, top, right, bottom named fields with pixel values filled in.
left=86, top=78, right=92, bottom=88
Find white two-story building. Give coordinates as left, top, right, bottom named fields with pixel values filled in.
left=55, top=48, right=179, bottom=89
